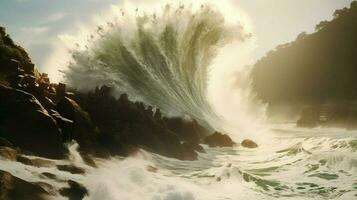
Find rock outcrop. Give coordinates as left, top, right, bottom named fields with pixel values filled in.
left=57, top=97, right=98, bottom=151
left=72, top=86, right=210, bottom=160
left=0, top=170, right=50, bottom=200
left=0, top=84, right=65, bottom=159
left=203, top=132, right=235, bottom=147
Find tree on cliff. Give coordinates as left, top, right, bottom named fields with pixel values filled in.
left=251, top=1, right=357, bottom=105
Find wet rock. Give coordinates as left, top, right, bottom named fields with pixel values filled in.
left=57, top=97, right=98, bottom=150
left=38, top=96, right=56, bottom=110
left=16, top=156, right=54, bottom=167
left=180, top=143, right=198, bottom=161
left=40, top=172, right=59, bottom=180
left=59, top=180, right=88, bottom=200
left=49, top=109, right=74, bottom=142
left=203, top=132, right=235, bottom=147
left=0, top=170, right=50, bottom=200
left=0, top=84, right=66, bottom=159
left=182, top=142, right=205, bottom=153
left=241, top=139, right=258, bottom=148
left=0, top=147, right=18, bottom=160
left=164, top=117, right=210, bottom=144
left=57, top=165, right=85, bottom=174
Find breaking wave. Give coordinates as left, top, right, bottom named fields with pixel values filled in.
left=63, top=2, right=251, bottom=129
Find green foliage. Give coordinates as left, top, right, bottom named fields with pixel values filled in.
left=251, top=1, right=357, bottom=105
left=0, top=26, right=31, bottom=67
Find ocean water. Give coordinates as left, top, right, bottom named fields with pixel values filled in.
left=1, top=125, right=356, bottom=200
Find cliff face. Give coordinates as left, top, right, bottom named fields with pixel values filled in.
left=251, top=1, right=357, bottom=105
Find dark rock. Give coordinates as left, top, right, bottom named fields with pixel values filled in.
left=180, top=142, right=199, bottom=160
left=41, top=172, right=59, bottom=180
left=203, top=132, right=235, bottom=147
left=0, top=147, right=18, bottom=160
left=59, top=180, right=88, bottom=200
left=16, top=156, right=54, bottom=167
left=0, top=170, right=50, bottom=200
left=22, top=74, right=36, bottom=85
left=0, top=84, right=66, bottom=159
left=49, top=109, right=74, bottom=142
left=241, top=139, right=258, bottom=148
left=57, top=165, right=85, bottom=174
left=164, top=117, right=210, bottom=144
left=16, top=155, right=32, bottom=165
left=23, top=63, right=35, bottom=74
left=0, top=137, right=12, bottom=147
left=182, top=142, right=205, bottom=153
left=57, top=97, right=98, bottom=150
left=39, top=96, right=56, bottom=110
left=56, top=83, right=66, bottom=98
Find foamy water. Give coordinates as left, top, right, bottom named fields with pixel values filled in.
left=1, top=125, right=356, bottom=200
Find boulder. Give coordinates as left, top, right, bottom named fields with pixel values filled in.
left=0, top=170, right=50, bottom=200
left=241, top=139, right=258, bottom=148
left=59, top=180, right=88, bottom=200
left=203, top=132, right=235, bottom=147
left=0, top=84, right=66, bottom=159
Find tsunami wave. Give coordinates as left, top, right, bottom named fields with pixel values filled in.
left=63, top=2, right=251, bottom=130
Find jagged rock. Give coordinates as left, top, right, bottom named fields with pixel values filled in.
left=241, top=139, right=258, bottom=148
left=59, top=180, right=88, bottom=200
left=72, top=86, right=208, bottom=160
left=49, top=109, right=74, bottom=142
left=203, top=132, right=235, bottom=147
left=0, top=170, right=50, bottom=200
left=164, top=117, right=210, bottom=144
left=0, top=84, right=66, bottom=159
left=57, top=97, right=98, bottom=150
left=38, top=96, right=56, bottom=110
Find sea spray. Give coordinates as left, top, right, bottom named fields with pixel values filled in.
left=63, top=2, right=251, bottom=130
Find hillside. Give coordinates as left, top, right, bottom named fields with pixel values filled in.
left=251, top=1, right=357, bottom=106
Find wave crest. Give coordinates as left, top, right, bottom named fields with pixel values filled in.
left=64, top=3, right=250, bottom=128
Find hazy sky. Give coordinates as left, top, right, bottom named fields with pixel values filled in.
left=0, top=0, right=353, bottom=72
